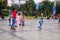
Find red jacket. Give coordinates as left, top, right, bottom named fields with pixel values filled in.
left=12, top=11, right=16, bottom=18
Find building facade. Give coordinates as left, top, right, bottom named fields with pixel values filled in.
left=6, top=0, right=27, bottom=7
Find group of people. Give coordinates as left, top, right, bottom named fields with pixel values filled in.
left=8, top=8, right=44, bottom=30
left=9, top=8, right=24, bottom=30
left=0, top=8, right=60, bottom=31
left=8, top=8, right=60, bottom=30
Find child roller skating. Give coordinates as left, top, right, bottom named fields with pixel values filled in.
left=38, top=13, right=44, bottom=30
left=8, top=10, right=12, bottom=26
left=9, top=17, right=11, bottom=26
left=11, top=8, right=17, bottom=30
left=22, top=18, right=25, bottom=26
left=38, top=17, right=43, bottom=30
left=18, top=12, right=25, bottom=26
left=14, top=18, right=17, bottom=27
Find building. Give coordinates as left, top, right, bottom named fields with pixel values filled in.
left=6, top=0, right=28, bottom=7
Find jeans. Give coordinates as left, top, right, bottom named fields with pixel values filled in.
left=40, top=23, right=42, bottom=27
left=11, top=18, right=16, bottom=27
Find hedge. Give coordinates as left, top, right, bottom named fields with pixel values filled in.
left=2, top=11, right=9, bottom=16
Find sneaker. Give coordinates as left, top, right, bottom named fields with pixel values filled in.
left=38, top=26, right=41, bottom=30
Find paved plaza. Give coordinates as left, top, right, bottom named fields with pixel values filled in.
left=0, top=18, right=60, bottom=40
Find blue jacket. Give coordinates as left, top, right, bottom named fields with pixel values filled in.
left=39, top=18, right=43, bottom=24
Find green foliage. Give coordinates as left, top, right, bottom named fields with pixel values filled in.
left=0, top=0, right=60, bottom=16
left=39, top=1, right=53, bottom=16
left=2, top=11, right=9, bottom=16
left=56, top=1, right=60, bottom=14
left=20, top=0, right=35, bottom=16
left=20, top=0, right=54, bottom=16
left=0, top=0, right=6, bottom=9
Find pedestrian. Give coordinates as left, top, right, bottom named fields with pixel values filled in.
left=58, top=13, right=60, bottom=24
left=11, top=8, right=17, bottom=30
left=18, top=12, right=24, bottom=26
left=8, top=10, right=12, bottom=26
left=38, top=17, right=43, bottom=30
left=22, top=18, right=25, bottom=26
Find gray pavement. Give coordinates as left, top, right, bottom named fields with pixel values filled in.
left=0, top=18, right=60, bottom=40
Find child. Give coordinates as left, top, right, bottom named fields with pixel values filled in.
left=8, top=10, right=12, bottom=26
left=38, top=17, right=43, bottom=30
left=18, top=12, right=23, bottom=26
left=22, top=18, right=25, bottom=26
left=14, top=18, right=17, bottom=27
left=11, top=8, right=17, bottom=30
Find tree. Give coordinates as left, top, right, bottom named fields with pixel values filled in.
left=56, top=1, right=60, bottom=14
left=20, top=0, right=35, bottom=16
left=0, top=0, right=6, bottom=9
left=39, top=0, right=53, bottom=16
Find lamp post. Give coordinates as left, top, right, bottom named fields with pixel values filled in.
left=19, top=0, right=20, bottom=8
left=54, top=0, right=56, bottom=6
